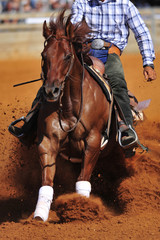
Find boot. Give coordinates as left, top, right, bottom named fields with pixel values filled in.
left=8, top=104, right=40, bottom=146
left=8, top=96, right=43, bottom=147
left=8, top=116, right=26, bottom=138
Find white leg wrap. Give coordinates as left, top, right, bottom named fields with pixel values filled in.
left=34, top=186, right=54, bottom=222
left=75, top=181, right=91, bottom=198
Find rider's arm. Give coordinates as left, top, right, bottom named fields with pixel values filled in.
left=126, top=2, right=155, bottom=67
left=126, top=2, right=156, bottom=81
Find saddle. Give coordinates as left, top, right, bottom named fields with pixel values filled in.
left=84, top=63, right=112, bottom=103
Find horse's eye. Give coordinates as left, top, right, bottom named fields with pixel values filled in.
left=64, top=54, right=72, bottom=61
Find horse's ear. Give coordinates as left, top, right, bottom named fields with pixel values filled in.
left=65, top=20, right=74, bottom=39
left=43, top=20, right=51, bottom=39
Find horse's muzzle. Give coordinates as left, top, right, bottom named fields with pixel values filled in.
left=43, top=84, right=62, bottom=102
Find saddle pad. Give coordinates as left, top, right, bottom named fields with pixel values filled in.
left=84, top=64, right=112, bottom=103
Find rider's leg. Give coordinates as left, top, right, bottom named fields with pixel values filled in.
left=8, top=87, right=43, bottom=139
left=104, top=53, right=138, bottom=148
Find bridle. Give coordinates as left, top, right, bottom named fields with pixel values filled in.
left=41, top=34, right=75, bottom=82
left=42, top=34, right=85, bottom=133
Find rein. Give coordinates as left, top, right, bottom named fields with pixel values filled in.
left=59, top=51, right=85, bottom=133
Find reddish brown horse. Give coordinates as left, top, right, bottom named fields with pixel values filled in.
left=34, top=11, right=116, bottom=221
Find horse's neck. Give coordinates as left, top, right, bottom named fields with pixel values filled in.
left=61, top=61, right=83, bottom=119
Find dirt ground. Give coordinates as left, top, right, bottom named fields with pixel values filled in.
left=0, top=53, right=160, bottom=240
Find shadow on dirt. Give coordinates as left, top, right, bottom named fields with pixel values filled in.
left=0, top=197, right=36, bottom=223
left=91, top=142, right=132, bottom=213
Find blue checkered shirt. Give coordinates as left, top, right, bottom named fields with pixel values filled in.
left=71, top=0, right=155, bottom=66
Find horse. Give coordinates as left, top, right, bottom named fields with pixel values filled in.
left=33, top=11, right=117, bottom=222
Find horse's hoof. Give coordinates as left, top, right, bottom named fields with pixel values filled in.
left=34, top=216, right=44, bottom=222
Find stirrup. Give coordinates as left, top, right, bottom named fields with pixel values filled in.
left=118, top=124, right=138, bottom=149
left=8, top=116, right=26, bottom=138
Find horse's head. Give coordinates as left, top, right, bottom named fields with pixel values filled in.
left=41, top=11, right=91, bottom=102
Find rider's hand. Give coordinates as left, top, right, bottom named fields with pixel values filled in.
left=143, top=66, right=157, bottom=82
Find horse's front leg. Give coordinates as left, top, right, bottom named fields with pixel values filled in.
left=76, top=131, right=101, bottom=198
left=34, top=135, right=58, bottom=222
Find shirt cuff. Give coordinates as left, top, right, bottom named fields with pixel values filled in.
left=143, top=64, right=154, bottom=69
left=143, top=59, right=154, bottom=67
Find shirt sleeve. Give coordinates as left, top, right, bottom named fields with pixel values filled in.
left=71, top=0, right=84, bottom=24
left=127, top=2, right=155, bottom=66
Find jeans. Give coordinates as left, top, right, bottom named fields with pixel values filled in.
left=89, top=48, right=108, bottom=64
left=105, top=53, right=133, bottom=126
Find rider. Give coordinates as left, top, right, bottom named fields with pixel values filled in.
left=71, top=0, right=157, bottom=148
left=8, top=0, right=157, bottom=149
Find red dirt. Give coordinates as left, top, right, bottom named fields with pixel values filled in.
left=0, top=54, right=160, bottom=240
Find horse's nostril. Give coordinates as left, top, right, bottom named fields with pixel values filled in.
left=53, top=88, right=59, bottom=94
left=48, top=92, right=54, bottom=98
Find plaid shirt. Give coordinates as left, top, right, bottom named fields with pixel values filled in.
left=71, top=0, right=155, bottom=66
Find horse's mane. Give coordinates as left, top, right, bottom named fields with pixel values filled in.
left=49, top=10, right=90, bottom=41
left=47, top=10, right=92, bottom=64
